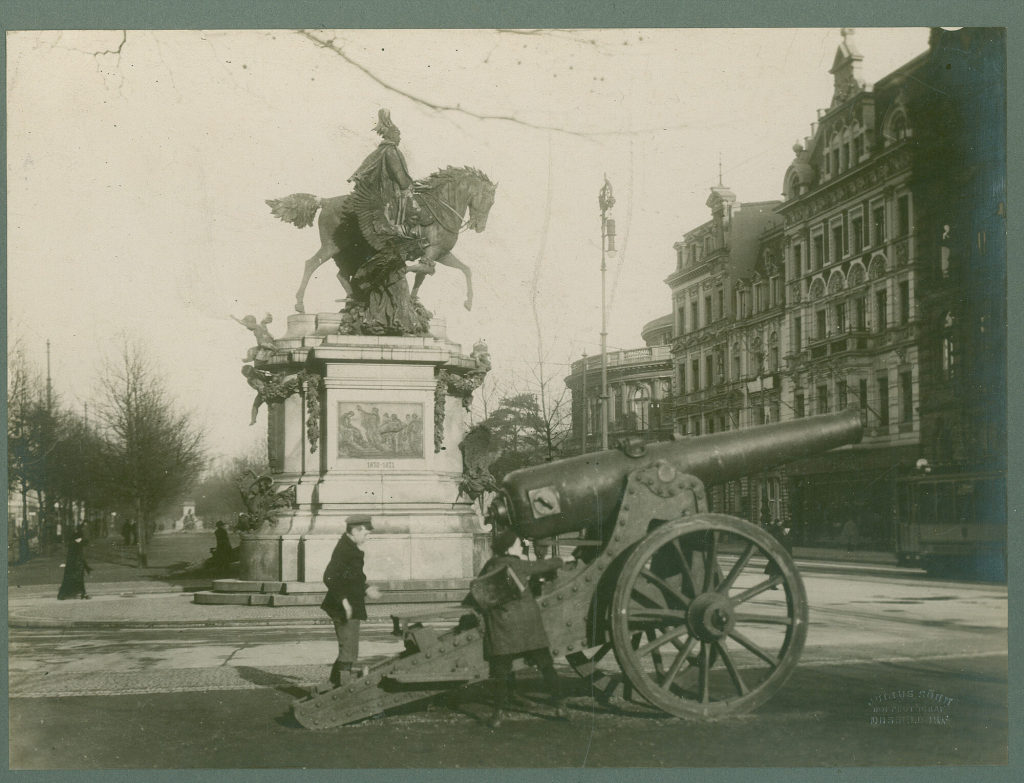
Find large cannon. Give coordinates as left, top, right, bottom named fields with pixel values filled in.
left=293, top=409, right=862, bottom=727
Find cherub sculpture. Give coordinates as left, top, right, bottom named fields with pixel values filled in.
left=242, top=365, right=300, bottom=425
left=233, top=313, right=278, bottom=362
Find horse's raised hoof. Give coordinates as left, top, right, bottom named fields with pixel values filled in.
left=464, top=300, right=472, bottom=311
left=294, top=303, right=305, bottom=314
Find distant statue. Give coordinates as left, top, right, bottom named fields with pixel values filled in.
left=266, top=109, right=497, bottom=322
left=242, top=365, right=301, bottom=425
left=233, top=313, right=278, bottom=362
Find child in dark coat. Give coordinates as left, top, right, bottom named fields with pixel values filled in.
left=475, top=527, right=567, bottom=728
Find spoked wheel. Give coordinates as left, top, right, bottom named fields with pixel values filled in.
left=610, top=513, right=807, bottom=718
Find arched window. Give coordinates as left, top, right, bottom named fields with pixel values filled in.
left=868, top=254, right=887, bottom=280
left=847, top=262, right=867, bottom=288
left=632, top=386, right=651, bottom=431
left=885, top=107, right=911, bottom=147
left=809, top=278, right=826, bottom=300
left=827, top=269, right=846, bottom=295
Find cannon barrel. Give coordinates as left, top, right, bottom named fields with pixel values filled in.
left=491, top=408, right=863, bottom=540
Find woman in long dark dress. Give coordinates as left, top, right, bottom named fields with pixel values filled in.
left=58, top=527, right=92, bottom=600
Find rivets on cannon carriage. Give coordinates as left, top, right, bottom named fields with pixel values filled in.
left=541, top=599, right=549, bottom=607
left=572, top=584, right=579, bottom=592
left=567, top=642, right=575, bottom=651
left=452, top=638, right=460, bottom=647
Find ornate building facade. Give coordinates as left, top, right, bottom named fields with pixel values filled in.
left=564, top=28, right=1006, bottom=552
left=563, top=315, right=674, bottom=455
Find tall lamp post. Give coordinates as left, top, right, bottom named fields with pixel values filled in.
left=581, top=351, right=588, bottom=454
left=598, top=176, right=616, bottom=450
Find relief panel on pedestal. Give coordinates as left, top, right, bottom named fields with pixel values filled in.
left=337, top=401, right=426, bottom=460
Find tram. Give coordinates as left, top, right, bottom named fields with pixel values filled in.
left=894, top=470, right=1006, bottom=580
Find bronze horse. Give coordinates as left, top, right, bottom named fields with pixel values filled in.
left=267, top=166, right=496, bottom=313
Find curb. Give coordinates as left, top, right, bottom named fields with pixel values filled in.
left=7, top=617, right=334, bottom=630
left=6, top=611, right=445, bottom=631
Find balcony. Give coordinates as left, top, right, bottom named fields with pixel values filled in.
left=674, top=379, right=746, bottom=406
left=804, top=331, right=873, bottom=361
left=571, top=345, right=672, bottom=374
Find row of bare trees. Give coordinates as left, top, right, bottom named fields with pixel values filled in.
left=473, top=361, right=574, bottom=482
left=7, top=340, right=206, bottom=565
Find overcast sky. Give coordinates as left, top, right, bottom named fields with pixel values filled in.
left=7, top=27, right=931, bottom=462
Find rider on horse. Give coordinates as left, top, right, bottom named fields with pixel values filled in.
left=348, top=110, right=425, bottom=246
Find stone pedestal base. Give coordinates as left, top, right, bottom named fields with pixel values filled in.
left=246, top=314, right=489, bottom=585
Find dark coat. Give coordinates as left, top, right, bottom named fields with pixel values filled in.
left=214, top=527, right=232, bottom=561
left=58, top=538, right=91, bottom=599
left=320, top=534, right=368, bottom=621
left=478, top=554, right=562, bottom=658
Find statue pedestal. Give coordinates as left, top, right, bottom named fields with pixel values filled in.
left=254, top=313, right=488, bottom=585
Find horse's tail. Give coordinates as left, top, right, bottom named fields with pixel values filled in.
left=265, top=193, right=322, bottom=229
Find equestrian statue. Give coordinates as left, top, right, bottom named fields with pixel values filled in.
left=267, top=109, right=497, bottom=330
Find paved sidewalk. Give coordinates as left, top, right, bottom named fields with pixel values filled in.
left=8, top=589, right=462, bottom=629
left=7, top=531, right=901, bottom=629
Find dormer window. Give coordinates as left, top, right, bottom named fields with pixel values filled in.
left=884, top=108, right=911, bottom=147
left=892, top=114, right=907, bottom=141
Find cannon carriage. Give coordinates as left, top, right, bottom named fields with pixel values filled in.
left=292, top=409, right=863, bottom=728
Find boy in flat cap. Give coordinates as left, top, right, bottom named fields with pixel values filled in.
left=476, top=527, right=568, bottom=728
left=321, top=515, right=381, bottom=686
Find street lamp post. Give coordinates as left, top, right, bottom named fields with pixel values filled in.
left=599, top=176, right=616, bottom=450
left=581, top=351, right=588, bottom=454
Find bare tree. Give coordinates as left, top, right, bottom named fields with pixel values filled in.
left=95, top=340, right=206, bottom=566
left=194, top=444, right=270, bottom=524
left=7, top=347, right=53, bottom=561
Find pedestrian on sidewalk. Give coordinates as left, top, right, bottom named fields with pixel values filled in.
left=764, top=517, right=793, bottom=586
left=58, top=526, right=92, bottom=600
left=474, top=527, right=568, bottom=729
left=320, top=515, right=381, bottom=686
left=212, top=521, right=233, bottom=570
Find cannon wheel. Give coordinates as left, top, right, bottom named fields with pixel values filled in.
left=610, top=513, right=807, bottom=719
